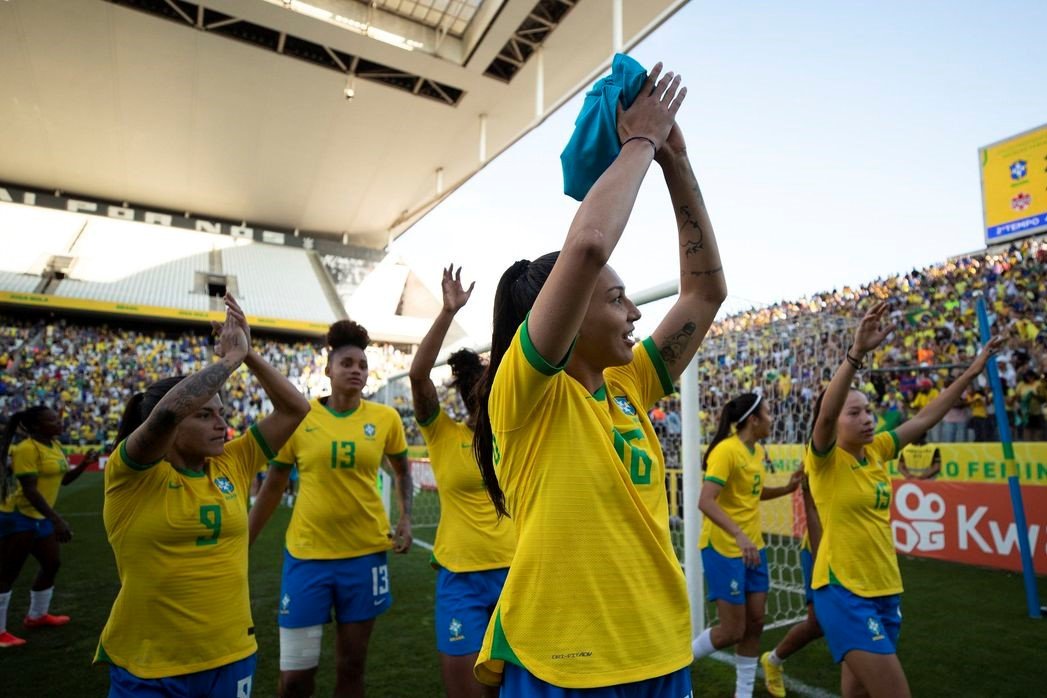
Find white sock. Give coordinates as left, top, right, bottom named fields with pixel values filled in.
left=691, top=628, right=716, bottom=660
left=250, top=496, right=257, bottom=506
left=768, top=648, right=784, bottom=666
left=735, top=655, right=758, bottom=698
left=28, top=587, right=53, bottom=619
left=0, top=590, right=11, bottom=633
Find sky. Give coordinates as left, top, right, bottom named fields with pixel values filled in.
left=392, top=0, right=1047, bottom=343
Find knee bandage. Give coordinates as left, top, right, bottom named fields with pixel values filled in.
left=279, top=625, right=323, bottom=671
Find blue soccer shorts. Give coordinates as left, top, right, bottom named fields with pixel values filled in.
left=0, top=511, right=54, bottom=539
left=800, top=548, right=814, bottom=605
left=813, top=584, right=901, bottom=663
left=108, top=653, right=256, bottom=697
left=434, top=566, right=508, bottom=655
left=501, top=663, right=692, bottom=697
left=701, top=546, right=769, bottom=604
left=278, top=550, right=392, bottom=628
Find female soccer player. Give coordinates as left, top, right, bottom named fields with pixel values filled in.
left=808, top=301, right=1002, bottom=698
left=95, top=295, right=309, bottom=695
left=472, top=64, right=724, bottom=695
left=409, top=266, right=514, bottom=698
left=691, top=393, right=802, bottom=698
left=249, top=319, right=413, bottom=698
left=0, top=408, right=95, bottom=647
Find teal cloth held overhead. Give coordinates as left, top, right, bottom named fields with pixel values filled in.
left=560, top=53, right=649, bottom=201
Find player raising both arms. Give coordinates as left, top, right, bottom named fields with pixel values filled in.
left=95, top=294, right=309, bottom=696
left=472, top=64, right=727, bottom=695
left=249, top=319, right=413, bottom=698
left=409, top=266, right=514, bottom=698
left=808, top=301, right=1003, bottom=698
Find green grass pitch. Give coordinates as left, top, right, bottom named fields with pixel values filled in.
left=3, top=474, right=1044, bottom=697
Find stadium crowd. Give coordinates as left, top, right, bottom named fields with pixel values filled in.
left=0, top=318, right=412, bottom=448
left=671, top=236, right=1047, bottom=445
left=2, top=238, right=1045, bottom=450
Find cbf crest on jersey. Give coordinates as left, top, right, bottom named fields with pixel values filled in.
left=613, top=395, right=637, bottom=417
left=214, top=476, right=235, bottom=495
left=363, top=423, right=377, bottom=439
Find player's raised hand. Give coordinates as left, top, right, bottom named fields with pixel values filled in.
left=441, top=264, right=475, bottom=314
left=210, top=297, right=249, bottom=364
left=852, top=301, right=895, bottom=355
left=970, top=335, right=1006, bottom=373
left=617, top=62, right=687, bottom=151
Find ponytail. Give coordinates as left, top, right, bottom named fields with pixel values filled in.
left=447, top=349, right=485, bottom=416
left=703, top=393, right=761, bottom=470
left=115, top=376, right=187, bottom=446
left=473, top=252, right=559, bottom=517
left=1, top=406, right=49, bottom=501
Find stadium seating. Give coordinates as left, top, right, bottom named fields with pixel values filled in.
left=2, top=237, right=1044, bottom=450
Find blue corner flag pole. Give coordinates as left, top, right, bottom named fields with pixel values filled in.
left=977, top=298, right=1041, bottom=619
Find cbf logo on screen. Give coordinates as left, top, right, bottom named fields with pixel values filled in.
left=1009, top=159, right=1027, bottom=180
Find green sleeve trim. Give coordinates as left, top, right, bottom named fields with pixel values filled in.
left=642, top=336, right=674, bottom=396
left=269, top=459, right=294, bottom=470
left=810, top=439, right=835, bottom=458
left=520, top=313, right=571, bottom=376
left=416, top=409, right=440, bottom=428
left=249, top=424, right=277, bottom=461
left=94, top=642, right=114, bottom=666
left=887, top=430, right=900, bottom=459
left=386, top=449, right=409, bottom=459
left=704, top=475, right=727, bottom=486
left=119, top=440, right=161, bottom=471
left=491, top=610, right=524, bottom=668
left=14, top=471, right=39, bottom=478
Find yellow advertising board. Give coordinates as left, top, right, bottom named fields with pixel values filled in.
left=979, top=123, right=1047, bottom=244
left=0, top=291, right=329, bottom=335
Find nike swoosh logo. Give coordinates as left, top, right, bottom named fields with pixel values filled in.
left=460, top=444, right=471, bottom=449
left=373, top=599, right=385, bottom=606
left=168, top=482, right=182, bottom=489
left=304, top=427, right=319, bottom=432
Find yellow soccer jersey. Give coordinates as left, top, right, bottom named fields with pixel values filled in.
left=808, top=431, right=902, bottom=597
left=475, top=318, right=690, bottom=689
left=419, top=410, right=514, bottom=572
left=899, top=444, right=938, bottom=475
left=0, top=438, right=68, bottom=518
left=96, top=426, right=274, bottom=678
left=699, top=435, right=767, bottom=556
left=272, top=398, right=408, bottom=560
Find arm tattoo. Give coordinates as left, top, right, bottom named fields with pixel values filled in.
left=659, top=322, right=697, bottom=365
left=146, top=361, right=234, bottom=435
left=688, top=266, right=724, bottom=278
left=682, top=238, right=704, bottom=256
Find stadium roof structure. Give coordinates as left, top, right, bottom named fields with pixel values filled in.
left=0, top=0, right=691, bottom=251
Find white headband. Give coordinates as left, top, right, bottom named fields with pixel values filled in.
left=736, top=394, right=762, bottom=425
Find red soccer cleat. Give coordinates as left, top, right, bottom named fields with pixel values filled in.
left=23, top=613, right=70, bottom=628
left=0, top=630, right=27, bottom=647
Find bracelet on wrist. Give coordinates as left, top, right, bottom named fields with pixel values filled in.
left=845, top=352, right=864, bottom=370
left=622, top=135, right=657, bottom=155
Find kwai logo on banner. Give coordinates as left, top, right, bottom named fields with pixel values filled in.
left=890, top=480, right=1047, bottom=574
